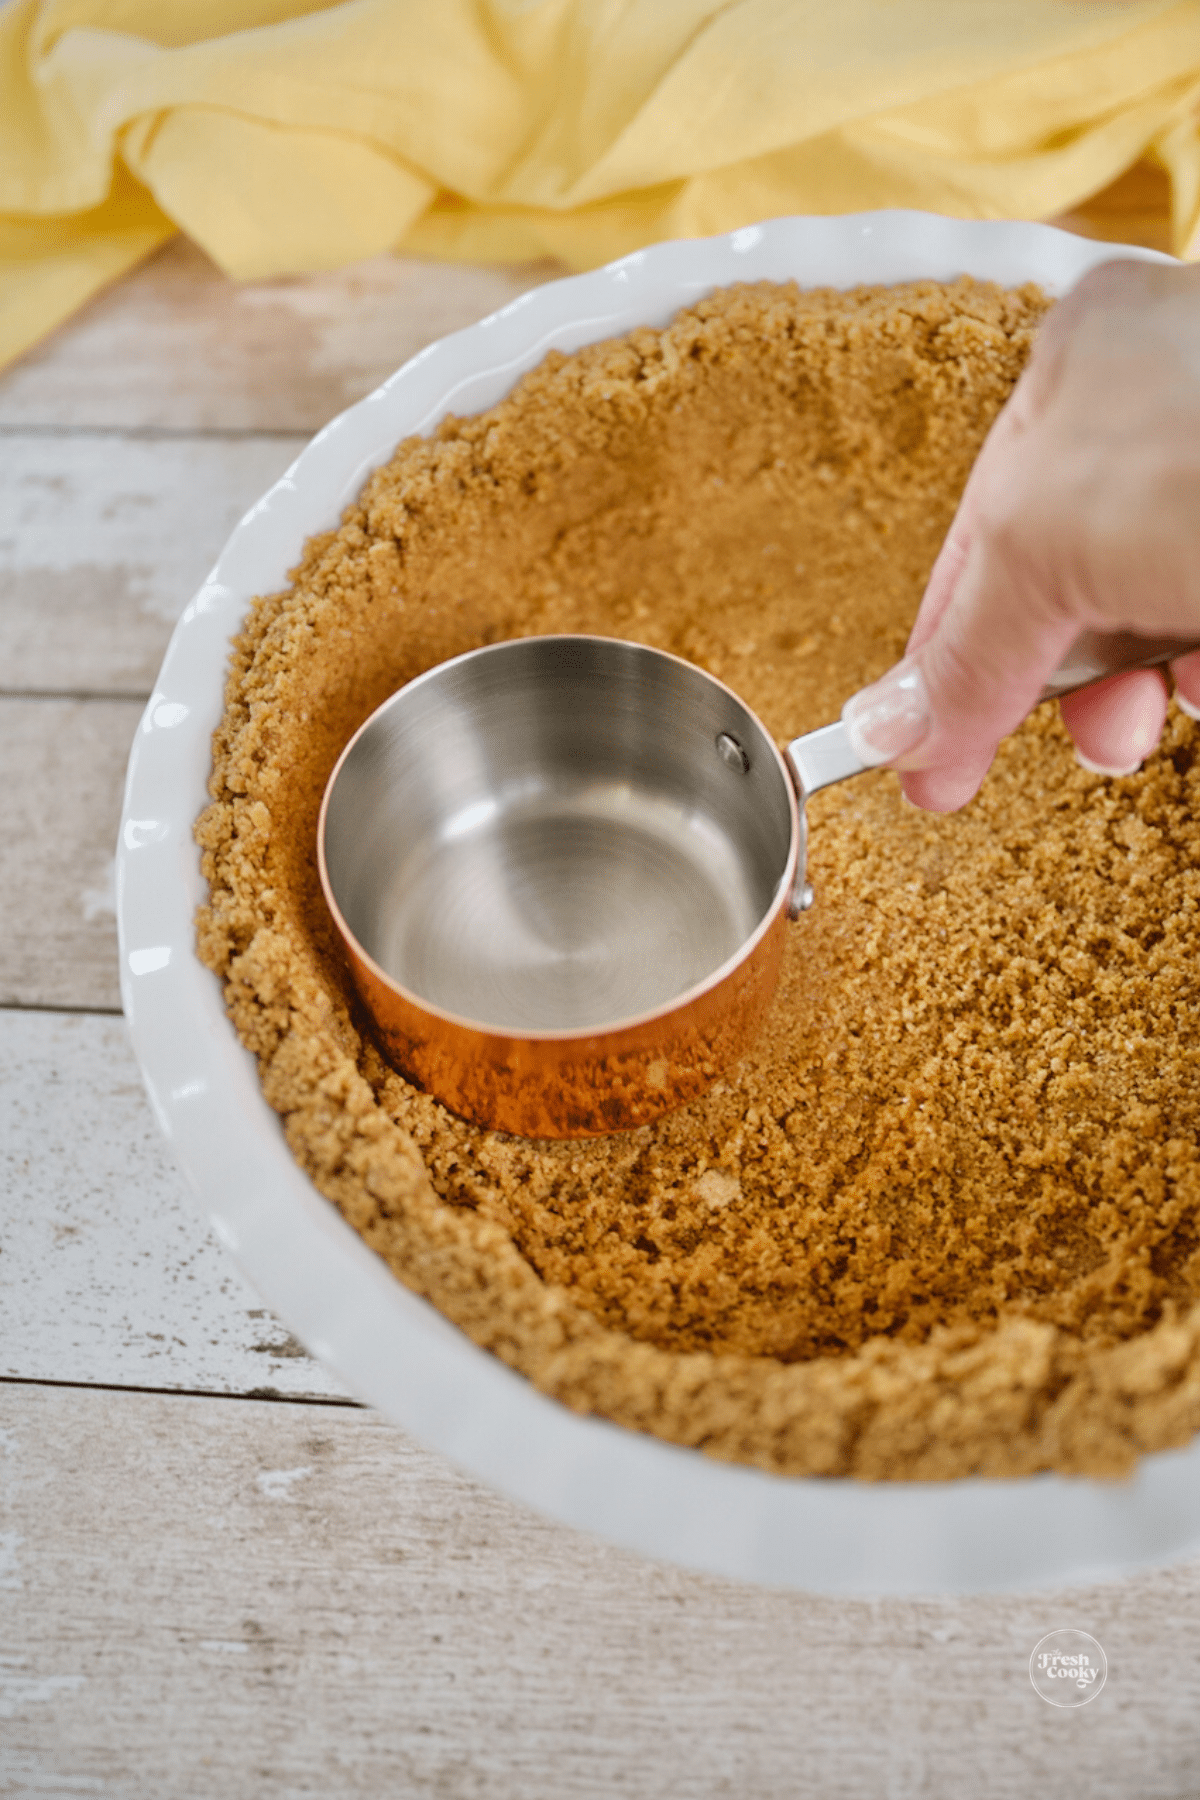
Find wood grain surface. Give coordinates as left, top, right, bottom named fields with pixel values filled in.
left=0, top=1010, right=347, bottom=1400
left=0, top=238, right=559, bottom=434
left=1, top=230, right=1199, bottom=1800
left=0, top=432, right=305, bottom=695
left=4, top=1384, right=1200, bottom=1800
left=0, top=697, right=136, bottom=1010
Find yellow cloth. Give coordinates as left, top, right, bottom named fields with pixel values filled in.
left=3, top=0, right=1200, bottom=372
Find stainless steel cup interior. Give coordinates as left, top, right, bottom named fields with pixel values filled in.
left=321, top=636, right=796, bottom=1034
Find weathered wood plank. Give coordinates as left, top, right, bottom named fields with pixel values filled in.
left=0, top=1010, right=347, bottom=1400
left=0, top=696, right=135, bottom=1010
left=0, top=433, right=305, bottom=696
left=0, top=238, right=562, bottom=433
left=2, top=1382, right=1198, bottom=1799
left=2, top=194, right=1196, bottom=1799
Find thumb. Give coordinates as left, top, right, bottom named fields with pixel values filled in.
left=841, top=531, right=1080, bottom=813
left=904, top=368, right=1042, bottom=661
left=843, top=348, right=1079, bottom=811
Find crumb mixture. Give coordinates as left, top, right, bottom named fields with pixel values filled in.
left=197, top=277, right=1200, bottom=1480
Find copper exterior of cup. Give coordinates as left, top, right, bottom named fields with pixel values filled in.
left=317, top=636, right=798, bottom=1139
left=334, top=899, right=790, bottom=1138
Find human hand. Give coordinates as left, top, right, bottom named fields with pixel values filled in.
left=841, top=256, right=1200, bottom=812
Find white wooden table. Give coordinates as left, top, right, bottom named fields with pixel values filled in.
left=3, top=235, right=1200, bottom=1799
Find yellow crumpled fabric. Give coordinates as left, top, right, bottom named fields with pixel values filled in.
left=2, top=0, right=1199, bottom=371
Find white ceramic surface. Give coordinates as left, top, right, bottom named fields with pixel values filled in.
left=118, top=210, right=1198, bottom=1596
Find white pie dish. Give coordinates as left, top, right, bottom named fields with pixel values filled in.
left=117, top=208, right=1198, bottom=1596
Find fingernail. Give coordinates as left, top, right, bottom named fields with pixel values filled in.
left=842, top=660, right=931, bottom=767
left=1075, top=747, right=1141, bottom=777
left=1176, top=691, right=1200, bottom=722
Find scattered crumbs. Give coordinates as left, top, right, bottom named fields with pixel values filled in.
left=694, top=1170, right=742, bottom=1210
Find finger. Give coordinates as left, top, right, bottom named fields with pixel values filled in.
left=907, top=516, right=971, bottom=657
left=1059, top=669, right=1169, bottom=773
left=906, top=380, right=1039, bottom=657
left=899, top=748, right=996, bottom=814
left=1171, top=648, right=1200, bottom=720
left=844, top=528, right=1080, bottom=779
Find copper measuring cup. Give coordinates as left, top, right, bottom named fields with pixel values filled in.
left=318, top=630, right=1197, bottom=1139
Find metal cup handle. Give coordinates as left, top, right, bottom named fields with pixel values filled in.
left=783, top=629, right=1200, bottom=917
